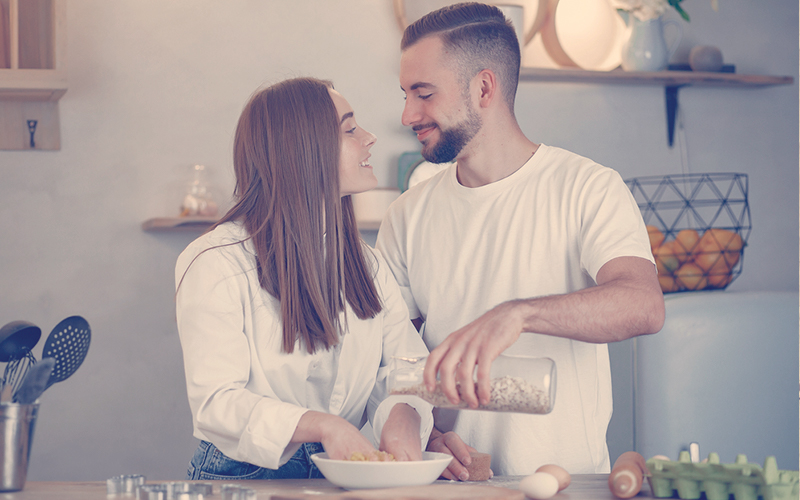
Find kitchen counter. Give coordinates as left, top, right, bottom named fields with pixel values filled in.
left=0, top=475, right=646, bottom=499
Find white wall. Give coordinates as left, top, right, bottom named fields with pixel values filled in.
left=0, top=1, right=795, bottom=481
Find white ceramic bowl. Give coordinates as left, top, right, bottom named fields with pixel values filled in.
left=310, top=451, right=452, bottom=490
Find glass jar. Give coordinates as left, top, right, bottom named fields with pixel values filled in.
left=180, top=164, right=218, bottom=217
left=388, top=354, right=556, bottom=414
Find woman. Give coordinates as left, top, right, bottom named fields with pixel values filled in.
left=175, top=78, right=433, bottom=480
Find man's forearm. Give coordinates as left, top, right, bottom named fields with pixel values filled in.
left=510, top=258, right=664, bottom=343
left=513, top=271, right=664, bottom=343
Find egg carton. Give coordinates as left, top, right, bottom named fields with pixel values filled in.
left=646, top=452, right=798, bottom=500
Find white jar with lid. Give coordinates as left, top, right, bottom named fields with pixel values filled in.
left=388, top=353, right=556, bottom=414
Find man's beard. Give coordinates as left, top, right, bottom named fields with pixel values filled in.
left=421, top=107, right=482, bottom=164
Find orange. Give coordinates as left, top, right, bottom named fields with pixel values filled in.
left=688, top=247, right=734, bottom=289
left=697, top=228, right=743, bottom=267
left=694, top=249, right=724, bottom=273
left=653, top=241, right=680, bottom=274
left=646, top=225, right=665, bottom=250
left=658, top=273, right=680, bottom=293
left=675, top=262, right=708, bottom=291
left=673, top=229, right=700, bottom=263
left=706, top=255, right=733, bottom=288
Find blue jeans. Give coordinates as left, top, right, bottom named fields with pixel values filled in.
left=187, top=440, right=326, bottom=480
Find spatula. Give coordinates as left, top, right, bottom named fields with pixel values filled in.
left=13, top=357, right=55, bottom=404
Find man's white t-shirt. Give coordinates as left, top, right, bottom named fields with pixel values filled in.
left=376, top=144, right=654, bottom=475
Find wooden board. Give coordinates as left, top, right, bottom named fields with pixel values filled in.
left=268, top=483, right=524, bottom=500
left=6, top=475, right=634, bottom=500
left=5, top=479, right=525, bottom=500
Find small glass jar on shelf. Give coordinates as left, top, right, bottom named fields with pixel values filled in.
left=179, top=164, right=219, bottom=217
left=388, top=353, right=556, bottom=414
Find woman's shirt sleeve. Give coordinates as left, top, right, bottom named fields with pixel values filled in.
left=175, top=242, right=308, bottom=469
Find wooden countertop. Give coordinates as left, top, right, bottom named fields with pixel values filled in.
left=0, top=474, right=649, bottom=499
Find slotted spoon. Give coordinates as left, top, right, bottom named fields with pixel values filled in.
left=41, top=315, right=91, bottom=389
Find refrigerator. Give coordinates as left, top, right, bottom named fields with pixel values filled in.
left=608, top=290, right=798, bottom=471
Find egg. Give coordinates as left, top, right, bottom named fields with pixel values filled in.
left=519, top=472, right=560, bottom=500
left=536, top=464, right=571, bottom=491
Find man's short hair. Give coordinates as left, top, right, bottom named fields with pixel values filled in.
left=401, top=2, right=521, bottom=108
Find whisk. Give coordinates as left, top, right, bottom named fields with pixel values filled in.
left=2, top=349, right=37, bottom=395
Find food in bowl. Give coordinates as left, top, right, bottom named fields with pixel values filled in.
left=310, top=452, right=453, bottom=489
left=347, top=451, right=396, bottom=462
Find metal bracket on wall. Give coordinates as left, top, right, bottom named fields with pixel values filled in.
left=665, top=84, right=687, bottom=148
left=27, top=119, right=37, bottom=148
left=0, top=101, right=61, bottom=150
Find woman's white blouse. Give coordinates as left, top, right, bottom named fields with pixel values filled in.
left=175, top=222, right=433, bottom=469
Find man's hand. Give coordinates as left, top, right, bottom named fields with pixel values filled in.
left=423, top=301, right=524, bottom=408
left=427, top=427, right=489, bottom=481
left=422, top=257, right=664, bottom=409
left=379, top=403, right=423, bottom=461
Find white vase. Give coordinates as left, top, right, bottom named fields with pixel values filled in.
left=620, top=16, right=682, bottom=72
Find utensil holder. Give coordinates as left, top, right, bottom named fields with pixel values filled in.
left=0, top=403, right=39, bottom=492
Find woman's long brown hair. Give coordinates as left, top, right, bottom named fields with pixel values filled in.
left=186, top=78, right=382, bottom=354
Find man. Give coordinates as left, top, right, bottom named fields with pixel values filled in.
left=376, top=2, right=665, bottom=480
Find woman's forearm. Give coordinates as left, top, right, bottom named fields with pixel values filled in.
left=292, top=410, right=376, bottom=460
left=380, top=403, right=423, bottom=460
left=291, top=410, right=336, bottom=444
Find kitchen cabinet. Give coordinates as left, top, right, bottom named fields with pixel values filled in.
left=0, top=0, right=66, bottom=150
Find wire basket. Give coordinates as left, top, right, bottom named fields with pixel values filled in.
left=625, top=173, right=751, bottom=293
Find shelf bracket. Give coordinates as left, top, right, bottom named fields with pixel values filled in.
left=665, top=84, right=687, bottom=148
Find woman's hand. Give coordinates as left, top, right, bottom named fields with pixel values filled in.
left=379, top=403, right=423, bottom=461
left=294, top=411, right=375, bottom=460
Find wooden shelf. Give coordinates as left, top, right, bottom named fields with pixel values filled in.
left=519, top=67, right=794, bottom=87
left=141, top=216, right=218, bottom=232
left=519, top=67, right=794, bottom=147
left=142, top=217, right=381, bottom=233
left=0, top=69, right=68, bottom=101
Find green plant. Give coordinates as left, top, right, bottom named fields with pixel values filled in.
left=668, top=0, right=690, bottom=21
left=612, top=0, right=718, bottom=22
